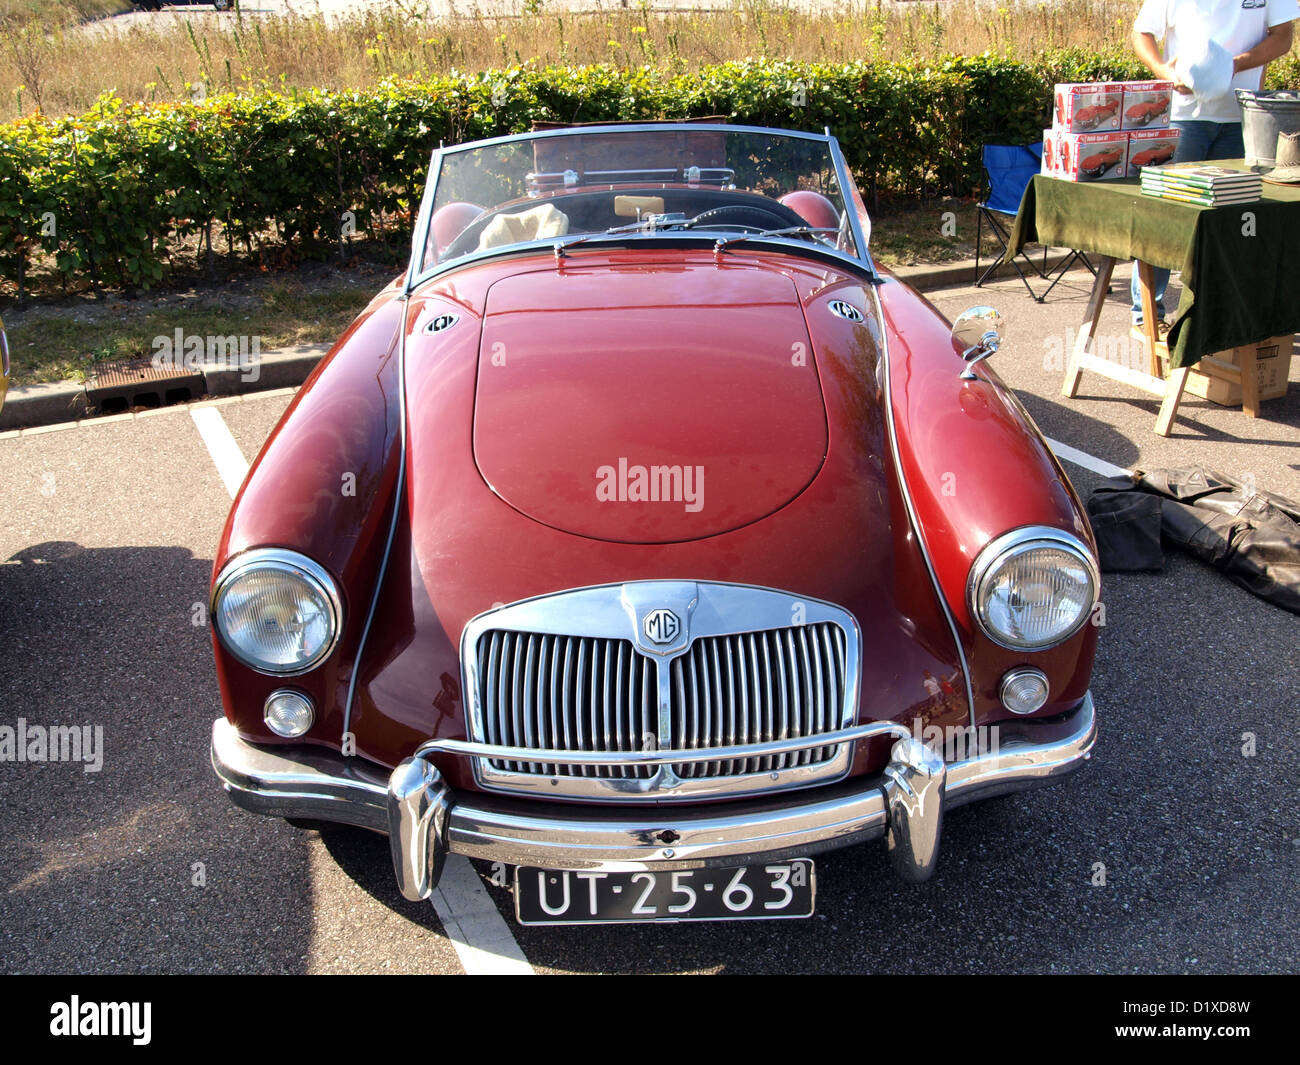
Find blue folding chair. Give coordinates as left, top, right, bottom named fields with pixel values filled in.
left=974, top=144, right=1095, bottom=302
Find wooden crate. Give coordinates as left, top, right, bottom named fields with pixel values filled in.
left=1160, top=334, right=1294, bottom=406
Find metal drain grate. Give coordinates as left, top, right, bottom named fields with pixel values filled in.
left=85, top=358, right=205, bottom=413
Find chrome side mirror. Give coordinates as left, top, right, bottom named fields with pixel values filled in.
left=953, top=307, right=1003, bottom=380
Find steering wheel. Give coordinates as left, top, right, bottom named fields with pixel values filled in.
left=687, top=204, right=803, bottom=231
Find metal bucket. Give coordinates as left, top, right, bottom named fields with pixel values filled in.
left=1237, top=89, right=1300, bottom=168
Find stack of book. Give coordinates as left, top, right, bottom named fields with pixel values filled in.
left=1140, top=164, right=1262, bottom=206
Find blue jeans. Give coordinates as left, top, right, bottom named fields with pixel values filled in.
left=1131, top=120, right=1246, bottom=324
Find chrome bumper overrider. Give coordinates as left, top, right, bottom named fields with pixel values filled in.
left=211, top=694, right=1096, bottom=901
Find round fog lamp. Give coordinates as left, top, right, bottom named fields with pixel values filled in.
left=999, top=669, right=1049, bottom=715
left=264, top=690, right=315, bottom=737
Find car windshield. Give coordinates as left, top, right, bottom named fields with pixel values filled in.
left=419, top=126, right=860, bottom=271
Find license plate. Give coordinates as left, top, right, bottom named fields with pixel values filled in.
left=514, top=860, right=815, bottom=925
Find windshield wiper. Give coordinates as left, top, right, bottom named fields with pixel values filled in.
left=553, top=214, right=691, bottom=258
left=710, top=226, right=840, bottom=251
left=553, top=221, right=839, bottom=260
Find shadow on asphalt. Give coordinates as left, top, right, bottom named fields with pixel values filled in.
left=1017, top=390, right=1144, bottom=471
left=315, top=824, right=442, bottom=929
left=0, top=541, right=317, bottom=973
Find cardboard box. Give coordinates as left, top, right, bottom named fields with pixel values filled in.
left=1121, top=81, right=1173, bottom=131
left=1056, top=130, right=1129, bottom=182
left=1041, top=129, right=1058, bottom=175
left=1126, top=127, right=1181, bottom=176
left=1054, top=83, right=1124, bottom=133
left=1160, top=335, right=1295, bottom=405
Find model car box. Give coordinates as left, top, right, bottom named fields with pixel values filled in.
left=1041, top=129, right=1058, bottom=175
left=1056, top=130, right=1130, bottom=182
left=1121, top=81, right=1174, bottom=130
left=1160, top=335, right=1295, bottom=405
left=1126, top=127, right=1182, bottom=176
left=1053, top=83, right=1124, bottom=133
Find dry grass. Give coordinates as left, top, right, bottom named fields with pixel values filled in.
left=0, top=0, right=126, bottom=27
left=2, top=0, right=1139, bottom=117
left=870, top=198, right=979, bottom=265
left=4, top=260, right=385, bottom=384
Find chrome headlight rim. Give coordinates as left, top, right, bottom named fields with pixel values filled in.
left=967, top=525, right=1099, bottom=651
left=211, top=547, right=343, bottom=676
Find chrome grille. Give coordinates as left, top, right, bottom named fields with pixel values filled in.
left=463, top=582, right=861, bottom=801
left=670, top=624, right=846, bottom=777
left=479, top=632, right=656, bottom=778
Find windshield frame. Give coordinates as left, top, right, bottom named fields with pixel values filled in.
left=403, top=123, right=876, bottom=292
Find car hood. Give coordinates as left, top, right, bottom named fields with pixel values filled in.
left=355, top=251, right=976, bottom=776
left=468, top=262, right=828, bottom=543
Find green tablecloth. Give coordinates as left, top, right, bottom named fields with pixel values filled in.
left=1005, top=167, right=1300, bottom=368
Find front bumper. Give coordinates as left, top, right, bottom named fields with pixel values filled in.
left=211, top=694, right=1096, bottom=901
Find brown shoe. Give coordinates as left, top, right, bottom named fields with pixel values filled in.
left=1130, top=319, right=1170, bottom=340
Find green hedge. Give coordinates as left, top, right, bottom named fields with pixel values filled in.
left=1, top=51, right=1294, bottom=295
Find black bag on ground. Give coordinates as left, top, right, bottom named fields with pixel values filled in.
left=1086, top=485, right=1165, bottom=571
left=1088, top=466, right=1300, bottom=615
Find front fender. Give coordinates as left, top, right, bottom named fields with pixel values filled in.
left=878, top=277, right=1098, bottom=727
left=210, top=284, right=405, bottom=747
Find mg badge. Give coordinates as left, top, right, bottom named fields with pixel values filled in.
left=643, top=608, right=682, bottom=645
left=425, top=313, right=460, bottom=334
left=828, top=300, right=864, bottom=322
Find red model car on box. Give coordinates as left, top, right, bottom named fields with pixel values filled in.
left=209, top=123, right=1099, bottom=925
left=1126, top=99, right=1171, bottom=126
left=1131, top=144, right=1177, bottom=169
left=1074, top=102, right=1119, bottom=130
left=1081, top=147, right=1126, bottom=179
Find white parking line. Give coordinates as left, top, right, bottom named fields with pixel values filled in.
left=190, top=406, right=251, bottom=495
left=189, top=403, right=534, bottom=976
left=1043, top=436, right=1131, bottom=480
left=432, top=858, right=534, bottom=975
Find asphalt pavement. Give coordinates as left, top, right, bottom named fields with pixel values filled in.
left=1, top=263, right=1297, bottom=974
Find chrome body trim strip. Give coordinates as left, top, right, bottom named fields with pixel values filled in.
left=341, top=296, right=410, bottom=744
left=410, top=720, right=912, bottom=766
left=870, top=281, right=978, bottom=732
left=825, top=133, right=877, bottom=278
left=211, top=694, right=1097, bottom=900
left=405, top=149, right=440, bottom=293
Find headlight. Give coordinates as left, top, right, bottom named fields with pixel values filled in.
left=212, top=549, right=342, bottom=674
left=968, top=527, right=1098, bottom=650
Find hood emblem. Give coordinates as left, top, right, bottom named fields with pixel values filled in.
left=643, top=609, right=682, bottom=645
left=828, top=300, right=863, bottom=322
left=425, top=313, right=460, bottom=334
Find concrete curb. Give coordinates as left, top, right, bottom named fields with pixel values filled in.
left=890, top=249, right=1088, bottom=292
left=1, top=253, right=1098, bottom=434
left=0, top=344, right=330, bottom=433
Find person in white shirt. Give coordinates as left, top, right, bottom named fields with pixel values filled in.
left=1130, top=0, right=1297, bottom=327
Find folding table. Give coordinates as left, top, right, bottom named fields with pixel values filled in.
left=1004, top=165, right=1300, bottom=436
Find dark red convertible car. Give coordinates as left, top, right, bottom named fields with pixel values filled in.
left=209, top=123, right=1099, bottom=925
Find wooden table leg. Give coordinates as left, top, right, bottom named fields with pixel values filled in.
left=1062, top=255, right=1116, bottom=398
left=1155, top=366, right=1190, bottom=436
left=1136, top=261, right=1162, bottom=377
left=1239, top=344, right=1261, bottom=418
